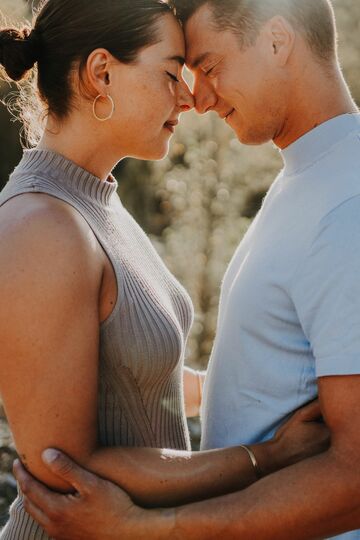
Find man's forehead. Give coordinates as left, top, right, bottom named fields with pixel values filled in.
left=183, top=5, right=219, bottom=67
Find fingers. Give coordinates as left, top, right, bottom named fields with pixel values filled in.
left=13, top=459, right=65, bottom=514
left=22, top=494, right=51, bottom=532
left=42, top=449, right=95, bottom=496
left=296, top=399, right=323, bottom=421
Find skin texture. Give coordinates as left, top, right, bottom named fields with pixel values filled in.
left=7, top=3, right=360, bottom=539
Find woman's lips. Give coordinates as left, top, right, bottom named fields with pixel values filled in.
left=164, top=120, right=179, bottom=133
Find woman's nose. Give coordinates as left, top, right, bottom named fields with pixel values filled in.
left=178, top=80, right=195, bottom=112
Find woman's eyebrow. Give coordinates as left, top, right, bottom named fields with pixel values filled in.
left=166, top=55, right=185, bottom=66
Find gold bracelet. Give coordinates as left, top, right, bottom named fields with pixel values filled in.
left=239, top=445, right=262, bottom=479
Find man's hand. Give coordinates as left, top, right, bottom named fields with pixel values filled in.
left=248, top=399, right=330, bottom=477
left=13, top=449, right=169, bottom=540
left=270, top=399, right=330, bottom=470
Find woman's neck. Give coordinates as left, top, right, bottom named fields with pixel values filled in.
left=37, top=115, right=125, bottom=181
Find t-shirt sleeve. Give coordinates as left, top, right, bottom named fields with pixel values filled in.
left=290, top=195, right=360, bottom=378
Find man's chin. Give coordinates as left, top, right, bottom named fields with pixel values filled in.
left=233, top=125, right=273, bottom=146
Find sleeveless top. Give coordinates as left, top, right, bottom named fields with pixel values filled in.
left=0, top=148, right=193, bottom=539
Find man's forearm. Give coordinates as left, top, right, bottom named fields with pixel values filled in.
left=172, top=449, right=360, bottom=539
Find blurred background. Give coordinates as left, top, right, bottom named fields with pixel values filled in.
left=0, top=0, right=359, bottom=526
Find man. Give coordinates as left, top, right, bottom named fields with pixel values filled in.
left=13, top=0, right=360, bottom=538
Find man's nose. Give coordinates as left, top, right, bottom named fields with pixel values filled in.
left=193, top=77, right=218, bottom=115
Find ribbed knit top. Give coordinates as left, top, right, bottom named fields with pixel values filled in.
left=0, top=149, right=193, bottom=540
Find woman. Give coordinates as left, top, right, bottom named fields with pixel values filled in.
left=0, top=1, right=329, bottom=538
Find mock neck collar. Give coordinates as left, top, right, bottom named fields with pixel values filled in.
left=280, top=113, right=360, bottom=176
left=15, top=148, right=118, bottom=206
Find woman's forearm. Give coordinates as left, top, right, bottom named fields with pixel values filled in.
left=84, top=442, right=275, bottom=508
left=183, top=367, right=206, bottom=417
left=81, top=401, right=329, bottom=508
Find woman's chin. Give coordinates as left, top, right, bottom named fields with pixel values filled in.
left=128, top=137, right=171, bottom=161
left=144, top=144, right=170, bottom=161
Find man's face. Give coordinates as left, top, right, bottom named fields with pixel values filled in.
left=184, top=4, right=288, bottom=145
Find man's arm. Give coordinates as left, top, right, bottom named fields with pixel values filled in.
left=173, top=375, right=360, bottom=539
left=14, top=452, right=173, bottom=540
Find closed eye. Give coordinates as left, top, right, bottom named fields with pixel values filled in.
left=204, top=66, right=215, bottom=76
left=166, top=71, right=179, bottom=83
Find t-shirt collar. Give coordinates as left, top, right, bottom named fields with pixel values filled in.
left=280, top=112, right=360, bottom=176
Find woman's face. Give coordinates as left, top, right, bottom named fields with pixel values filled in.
left=107, top=13, right=194, bottom=161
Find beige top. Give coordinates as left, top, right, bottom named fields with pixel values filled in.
left=0, top=149, right=193, bottom=539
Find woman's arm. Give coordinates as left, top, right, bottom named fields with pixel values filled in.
left=183, top=366, right=206, bottom=417
left=0, top=197, right=102, bottom=492
left=85, top=398, right=329, bottom=507
left=0, top=197, right=329, bottom=508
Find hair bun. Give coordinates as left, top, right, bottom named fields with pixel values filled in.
left=0, top=27, right=40, bottom=82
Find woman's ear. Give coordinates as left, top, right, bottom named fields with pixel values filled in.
left=85, top=48, right=112, bottom=97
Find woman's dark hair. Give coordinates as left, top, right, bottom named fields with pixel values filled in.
left=0, top=0, right=173, bottom=145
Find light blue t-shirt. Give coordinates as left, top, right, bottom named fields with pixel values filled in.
left=201, top=113, right=360, bottom=540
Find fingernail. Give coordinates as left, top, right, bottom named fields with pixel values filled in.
left=42, top=449, right=60, bottom=464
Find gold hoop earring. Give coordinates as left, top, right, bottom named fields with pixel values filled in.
left=92, top=94, right=115, bottom=122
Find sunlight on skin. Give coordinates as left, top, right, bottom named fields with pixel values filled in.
left=159, top=449, right=192, bottom=462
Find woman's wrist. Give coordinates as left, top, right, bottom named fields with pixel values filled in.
left=238, top=445, right=262, bottom=479
left=246, top=440, right=279, bottom=477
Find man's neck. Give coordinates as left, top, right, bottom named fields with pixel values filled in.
left=274, top=66, right=358, bottom=150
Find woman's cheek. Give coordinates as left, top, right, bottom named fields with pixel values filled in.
left=168, top=81, right=176, bottom=97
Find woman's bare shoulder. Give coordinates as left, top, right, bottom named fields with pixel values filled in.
left=0, top=192, right=103, bottom=282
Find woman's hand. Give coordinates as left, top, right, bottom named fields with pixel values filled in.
left=251, top=399, right=330, bottom=476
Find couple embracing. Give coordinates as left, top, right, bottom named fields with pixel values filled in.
left=0, top=0, right=359, bottom=539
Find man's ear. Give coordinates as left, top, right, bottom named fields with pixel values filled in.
left=265, top=15, right=295, bottom=66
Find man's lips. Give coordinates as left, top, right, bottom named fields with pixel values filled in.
left=222, top=109, right=235, bottom=120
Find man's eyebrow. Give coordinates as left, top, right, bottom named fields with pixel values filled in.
left=187, top=52, right=211, bottom=70
left=166, top=55, right=185, bottom=66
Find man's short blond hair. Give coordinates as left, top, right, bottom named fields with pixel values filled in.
left=171, top=0, right=337, bottom=63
